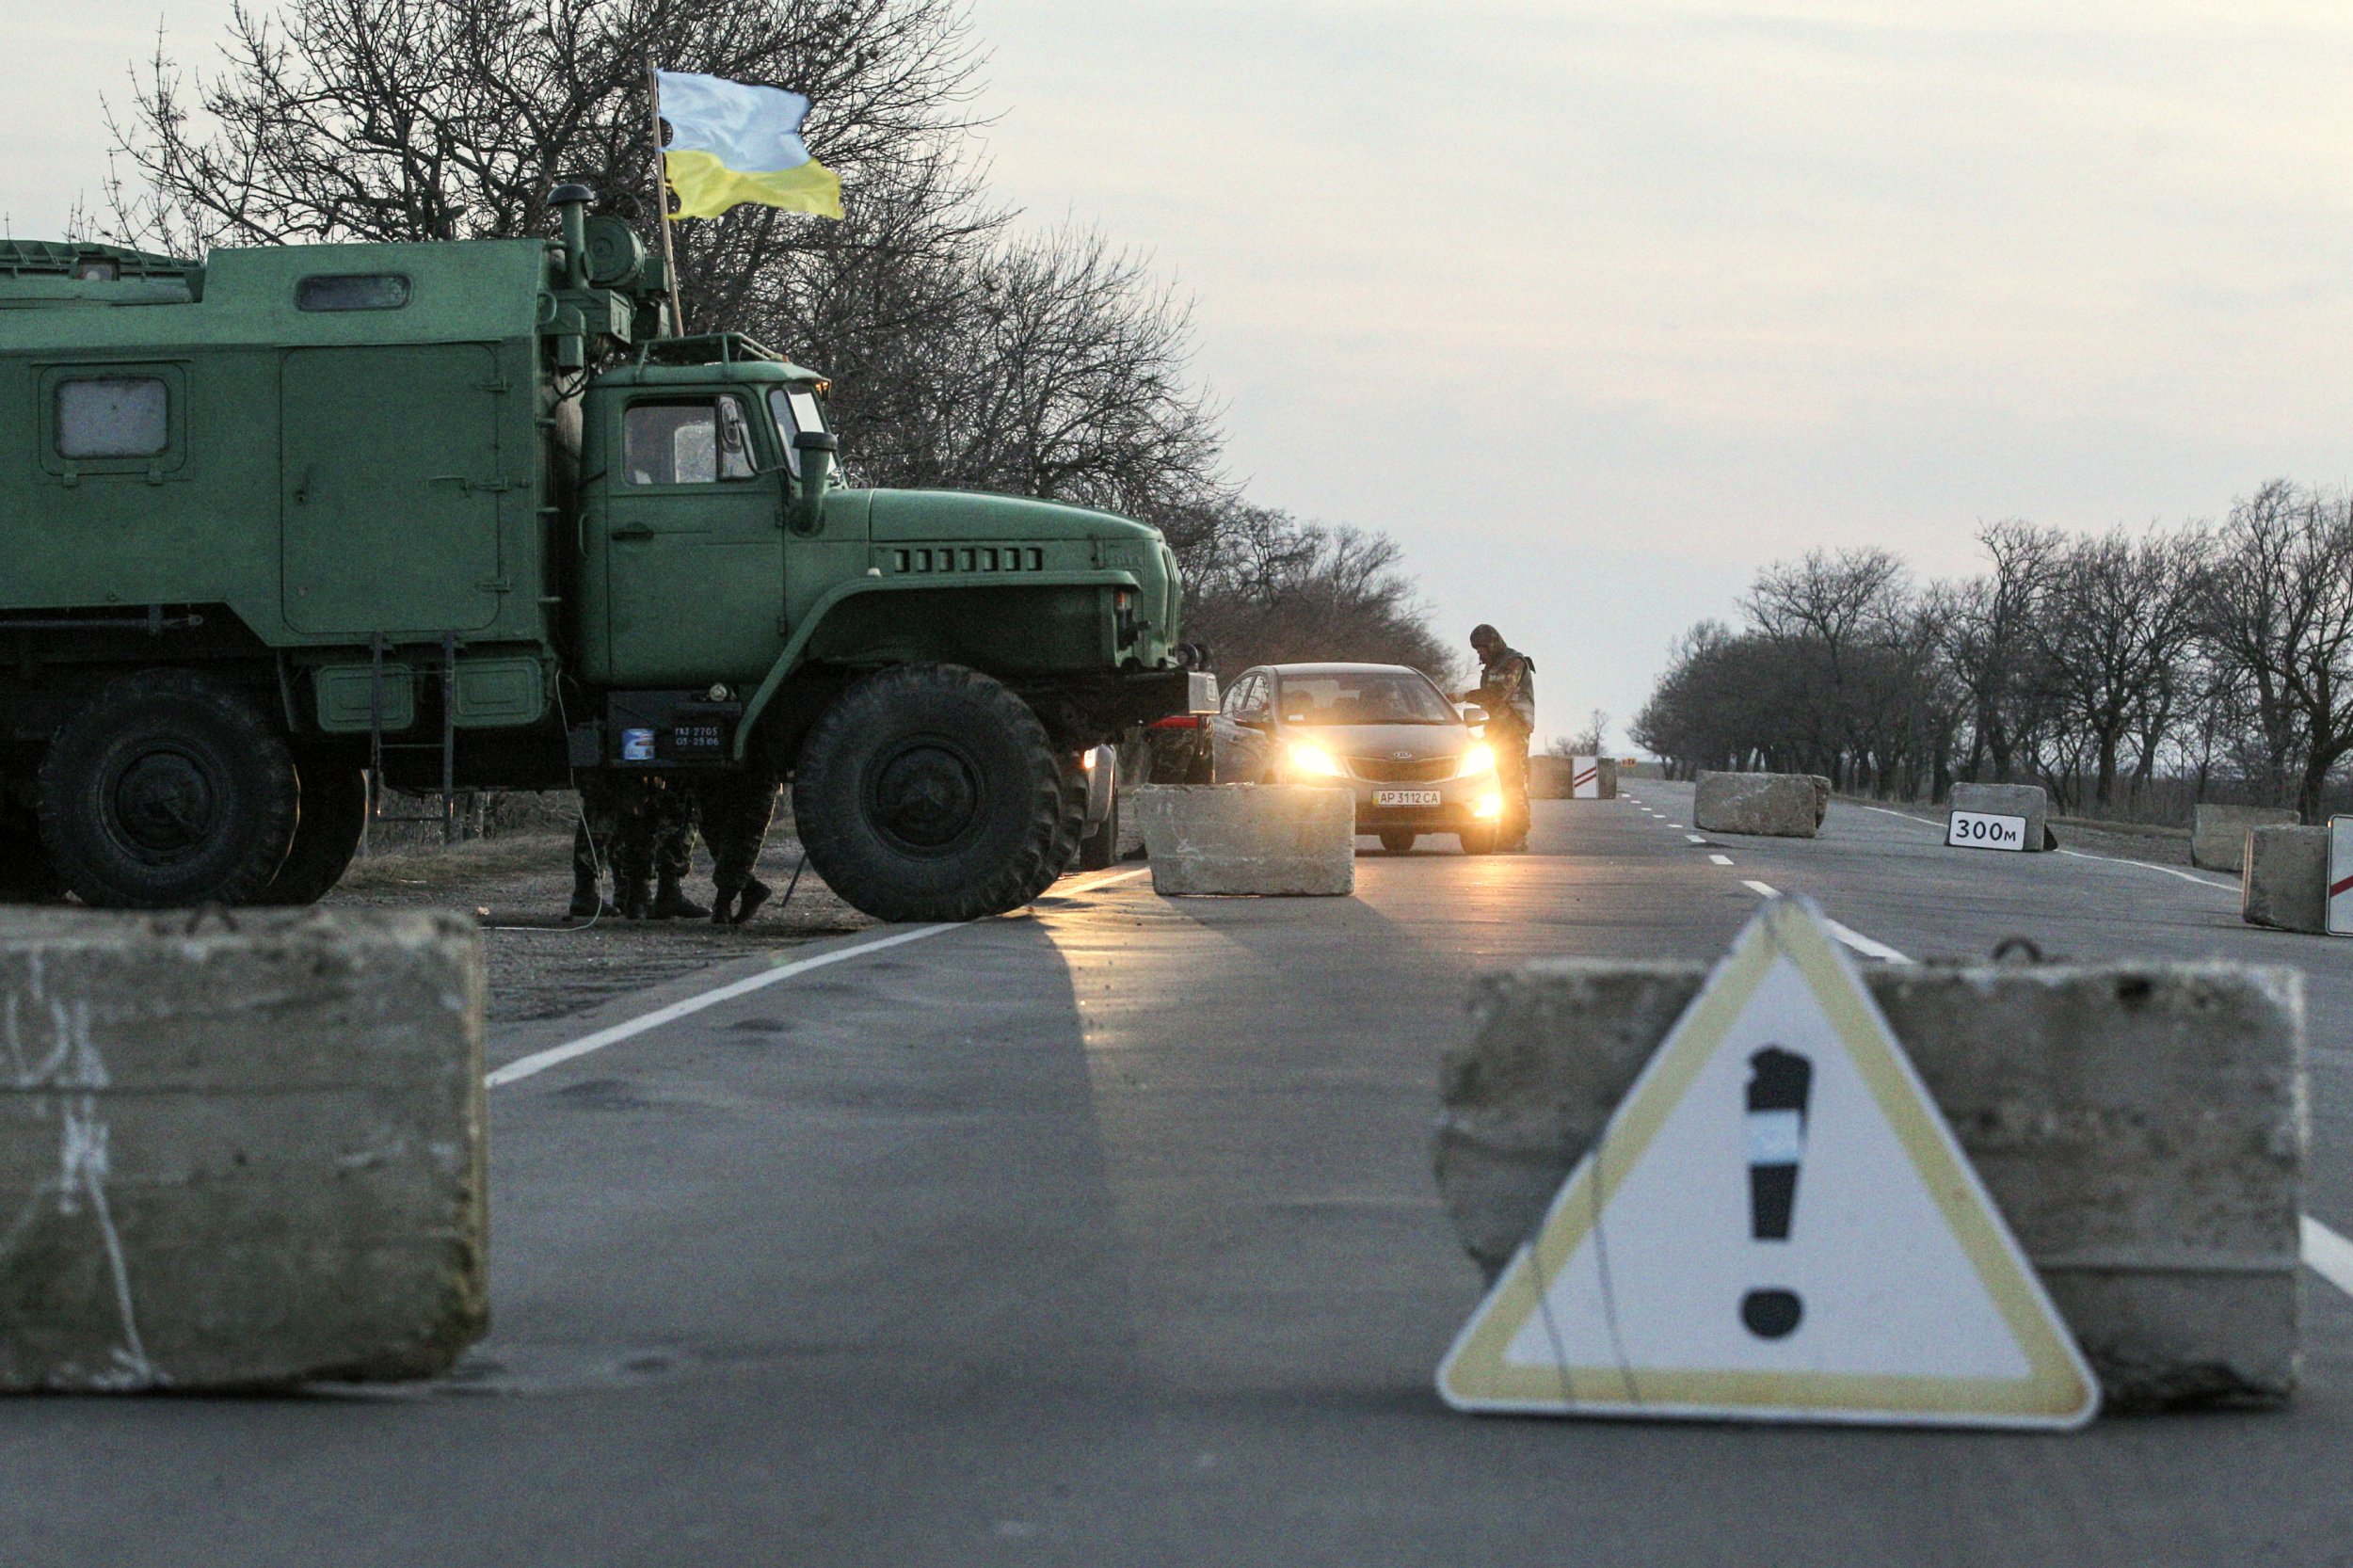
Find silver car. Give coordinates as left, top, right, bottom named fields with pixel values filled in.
left=1209, top=662, right=1505, bottom=854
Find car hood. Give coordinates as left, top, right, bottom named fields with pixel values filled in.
left=1283, top=722, right=1467, bottom=760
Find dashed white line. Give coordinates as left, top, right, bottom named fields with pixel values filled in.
left=1741, top=879, right=1779, bottom=898
left=1708, top=853, right=1734, bottom=866
left=1686, top=834, right=1707, bottom=844
left=1822, top=920, right=1915, bottom=965
left=2054, top=848, right=2236, bottom=892
left=2304, top=1216, right=2353, bottom=1301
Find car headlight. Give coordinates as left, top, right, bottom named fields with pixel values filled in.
left=1287, top=741, right=1347, bottom=778
left=1474, top=792, right=1504, bottom=819
left=1456, top=744, right=1495, bottom=778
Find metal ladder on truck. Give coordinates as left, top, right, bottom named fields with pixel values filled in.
left=361, top=631, right=462, bottom=850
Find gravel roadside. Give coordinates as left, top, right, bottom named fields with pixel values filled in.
left=322, top=826, right=878, bottom=1024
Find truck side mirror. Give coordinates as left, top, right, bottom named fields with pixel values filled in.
left=792, top=431, right=838, bottom=534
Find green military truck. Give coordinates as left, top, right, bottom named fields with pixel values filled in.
left=0, top=186, right=1205, bottom=920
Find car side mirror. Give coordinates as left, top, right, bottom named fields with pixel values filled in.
left=1459, top=704, right=1488, bottom=726
left=791, top=432, right=837, bottom=534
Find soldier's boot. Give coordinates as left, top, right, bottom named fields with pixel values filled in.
left=568, top=864, right=616, bottom=920
left=730, top=875, right=772, bottom=927
left=649, top=872, right=708, bottom=922
left=617, top=875, right=653, bottom=921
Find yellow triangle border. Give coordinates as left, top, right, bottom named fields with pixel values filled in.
left=1436, top=897, right=2099, bottom=1429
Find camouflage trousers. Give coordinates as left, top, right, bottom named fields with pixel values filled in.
left=574, top=775, right=698, bottom=888
left=696, top=769, right=780, bottom=897
left=1488, top=720, right=1531, bottom=847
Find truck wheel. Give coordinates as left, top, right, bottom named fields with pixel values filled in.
left=37, top=670, right=300, bottom=908
left=793, top=664, right=1080, bottom=922
left=0, top=806, right=67, bottom=903
left=255, top=759, right=368, bottom=905
left=1378, top=829, right=1417, bottom=855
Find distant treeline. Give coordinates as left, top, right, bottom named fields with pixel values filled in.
left=1635, top=480, right=2353, bottom=822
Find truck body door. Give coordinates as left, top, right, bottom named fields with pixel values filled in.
left=280, top=344, right=504, bottom=634
left=596, top=391, right=785, bottom=686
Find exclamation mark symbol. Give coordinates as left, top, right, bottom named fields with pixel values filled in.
left=1740, top=1045, right=1813, bottom=1340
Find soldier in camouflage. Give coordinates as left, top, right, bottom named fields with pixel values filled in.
left=569, top=775, right=708, bottom=920
left=1467, top=623, right=1535, bottom=852
left=696, top=766, right=781, bottom=925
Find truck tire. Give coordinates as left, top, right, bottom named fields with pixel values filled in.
left=793, top=664, right=1080, bottom=922
left=255, top=759, right=368, bottom=905
left=0, top=806, right=67, bottom=903
left=36, top=669, right=301, bottom=908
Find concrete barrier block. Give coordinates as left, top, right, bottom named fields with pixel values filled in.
left=1806, top=774, right=1831, bottom=825
left=2243, top=824, right=2329, bottom=934
left=1692, top=771, right=1820, bottom=837
left=0, top=908, right=488, bottom=1390
left=1528, top=757, right=1618, bottom=800
left=1950, top=781, right=2051, bottom=852
left=1434, top=957, right=2305, bottom=1409
left=1128, top=785, right=1355, bottom=896
left=2194, top=805, right=2299, bottom=873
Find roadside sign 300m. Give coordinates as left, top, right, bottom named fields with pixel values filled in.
left=1947, top=810, right=2026, bottom=852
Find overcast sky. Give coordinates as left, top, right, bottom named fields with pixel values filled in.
left=15, top=3, right=2353, bottom=748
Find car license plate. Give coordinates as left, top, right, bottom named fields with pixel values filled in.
left=1375, top=789, right=1442, bottom=807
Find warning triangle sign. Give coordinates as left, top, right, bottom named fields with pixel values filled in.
left=1437, top=895, right=2098, bottom=1429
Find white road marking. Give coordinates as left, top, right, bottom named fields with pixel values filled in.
left=1741, top=879, right=1779, bottom=898
left=1859, top=804, right=1937, bottom=825
left=2304, top=1216, right=2353, bottom=1301
left=1823, top=920, right=1915, bottom=965
left=487, top=866, right=1154, bottom=1090
left=487, top=924, right=958, bottom=1088
left=1686, top=834, right=1706, bottom=844
left=1708, top=853, right=1735, bottom=866
left=2054, top=848, right=2235, bottom=892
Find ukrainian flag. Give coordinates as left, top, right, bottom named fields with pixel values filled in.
left=656, top=70, right=842, bottom=220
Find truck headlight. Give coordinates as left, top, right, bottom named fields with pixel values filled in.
left=1456, top=744, right=1495, bottom=778
left=1287, top=742, right=1347, bottom=778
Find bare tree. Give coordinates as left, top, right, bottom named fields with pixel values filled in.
left=2199, top=481, right=2353, bottom=818
left=2034, top=525, right=2210, bottom=809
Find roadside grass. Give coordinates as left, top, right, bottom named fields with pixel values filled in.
left=339, top=832, right=573, bottom=890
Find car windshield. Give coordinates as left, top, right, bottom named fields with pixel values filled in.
left=1275, top=672, right=1456, bottom=726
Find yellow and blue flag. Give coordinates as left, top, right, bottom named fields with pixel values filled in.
left=656, top=70, right=842, bottom=221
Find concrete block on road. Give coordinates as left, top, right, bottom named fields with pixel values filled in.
left=2194, top=805, right=2299, bottom=873
left=2242, top=824, right=2329, bottom=934
left=0, top=907, right=488, bottom=1390
left=1950, top=781, right=2051, bottom=852
left=1434, top=957, right=2305, bottom=1409
left=1692, top=771, right=1820, bottom=838
left=1529, top=757, right=1618, bottom=800
left=1129, top=785, right=1355, bottom=896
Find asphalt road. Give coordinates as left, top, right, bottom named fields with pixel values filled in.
left=6, top=786, right=2352, bottom=1567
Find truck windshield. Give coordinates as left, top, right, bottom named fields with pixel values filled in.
left=1276, top=672, right=1458, bottom=726
left=768, top=387, right=826, bottom=476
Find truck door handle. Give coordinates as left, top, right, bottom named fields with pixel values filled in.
left=609, top=523, right=655, bottom=541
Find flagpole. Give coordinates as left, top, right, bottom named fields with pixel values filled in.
left=647, top=64, right=687, bottom=338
